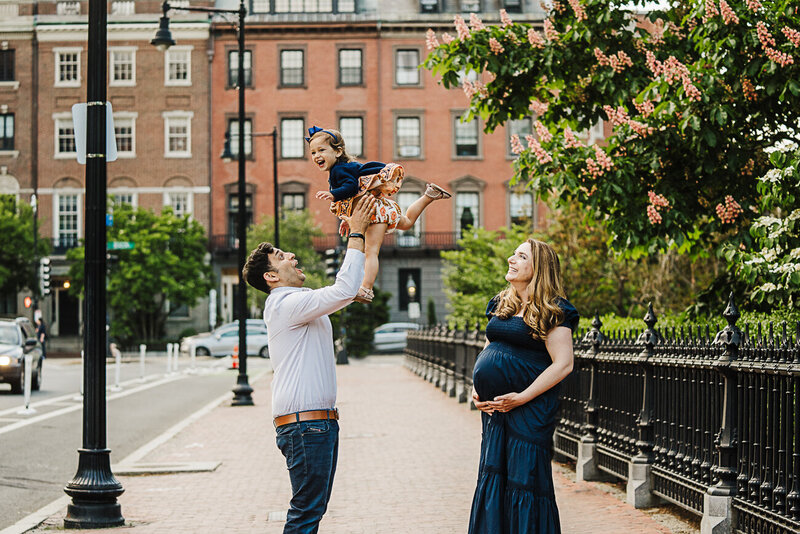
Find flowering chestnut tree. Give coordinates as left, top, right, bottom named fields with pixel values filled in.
left=423, top=1, right=800, bottom=257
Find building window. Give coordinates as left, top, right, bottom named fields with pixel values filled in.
left=167, top=301, right=190, bottom=318
left=110, top=48, right=135, bottom=86
left=54, top=118, right=76, bottom=157
left=227, top=118, right=253, bottom=157
left=111, top=1, right=135, bottom=15
left=282, top=192, right=305, bottom=212
left=112, top=193, right=135, bottom=207
left=55, top=49, right=81, bottom=87
left=270, top=0, right=354, bottom=13
left=0, top=50, right=14, bottom=82
left=503, top=0, right=522, bottom=13
left=165, top=191, right=192, bottom=218
left=397, top=191, right=422, bottom=245
left=228, top=192, right=253, bottom=236
left=163, top=112, right=193, bottom=157
left=398, top=268, right=421, bottom=312
left=456, top=191, right=479, bottom=234
left=460, top=0, right=480, bottom=12
left=57, top=2, right=81, bottom=15
left=0, top=114, right=13, bottom=151
left=114, top=116, right=135, bottom=156
left=280, top=118, right=304, bottom=158
left=420, top=0, right=439, bottom=13
left=228, top=50, right=252, bottom=88
left=165, top=47, right=191, bottom=86
left=395, top=116, right=421, bottom=158
left=338, top=49, right=362, bottom=86
left=338, top=0, right=355, bottom=11
left=454, top=117, right=479, bottom=157
left=507, top=117, right=532, bottom=157
left=395, top=49, right=420, bottom=86
left=57, top=194, right=80, bottom=248
left=339, top=116, right=363, bottom=157
left=280, top=49, right=304, bottom=87
left=509, top=189, right=534, bottom=229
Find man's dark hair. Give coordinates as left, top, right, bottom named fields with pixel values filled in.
left=242, top=242, right=275, bottom=294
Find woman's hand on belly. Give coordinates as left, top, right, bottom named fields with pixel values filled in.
left=472, top=387, right=495, bottom=414
left=487, top=391, right=526, bottom=413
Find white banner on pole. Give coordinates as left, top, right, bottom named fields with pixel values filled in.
left=72, top=102, right=118, bottom=164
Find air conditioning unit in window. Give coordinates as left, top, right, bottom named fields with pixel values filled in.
left=398, top=146, right=420, bottom=157
left=420, top=0, right=439, bottom=13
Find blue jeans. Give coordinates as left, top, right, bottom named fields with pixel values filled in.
left=275, top=419, right=339, bottom=534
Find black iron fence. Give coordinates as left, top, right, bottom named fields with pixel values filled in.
left=404, top=296, right=800, bottom=534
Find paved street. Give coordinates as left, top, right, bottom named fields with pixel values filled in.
left=0, top=356, right=271, bottom=531
left=11, top=356, right=698, bottom=533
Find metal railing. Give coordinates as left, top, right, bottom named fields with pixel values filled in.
left=404, top=296, right=800, bottom=534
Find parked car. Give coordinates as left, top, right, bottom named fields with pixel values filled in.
left=372, top=322, right=421, bottom=353
left=0, top=317, right=43, bottom=393
left=179, top=319, right=269, bottom=358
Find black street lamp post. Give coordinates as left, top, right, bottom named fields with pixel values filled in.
left=63, top=0, right=125, bottom=528
left=153, top=1, right=254, bottom=406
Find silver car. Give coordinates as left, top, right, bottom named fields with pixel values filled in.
left=179, top=319, right=269, bottom=358
left=0, top=317, right=43, bottom=393
left=372, top=322, right=421, bottom=353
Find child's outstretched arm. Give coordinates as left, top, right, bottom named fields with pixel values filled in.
left=315, top=190, right=334, bottom=201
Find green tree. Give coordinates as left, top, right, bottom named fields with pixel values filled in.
left=246, top=209, right=327, bottom=312
left=0, top=196, right=48, bottom=298
left=66, top=203, right=213, bottom=343
left=331, top=287, right=391, bottom=358
left=727, top=142, right=800, bottom=307
left=423, top=1, right=800, bottom=257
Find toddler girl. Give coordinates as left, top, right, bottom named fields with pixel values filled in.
left=307, top=126, right=451, bottom=303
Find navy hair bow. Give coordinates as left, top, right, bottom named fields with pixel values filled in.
left=304, top=125, right=337, bottom=143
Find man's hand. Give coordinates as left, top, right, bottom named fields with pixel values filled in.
left=472, top=388, right=494, bottom=414
left=315, top=190, right=334, bottom=201
left=342, top=195, right=375, bottom=235
left=339, top=220, right=350, bottom=237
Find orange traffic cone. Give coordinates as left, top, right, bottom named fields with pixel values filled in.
left=231, top=344, right=239, bottom=370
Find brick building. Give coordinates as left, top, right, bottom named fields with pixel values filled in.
left=210, top=0, right=555, bottom=324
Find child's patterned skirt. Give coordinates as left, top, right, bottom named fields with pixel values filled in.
left=330, top=163, right=405, bottom=232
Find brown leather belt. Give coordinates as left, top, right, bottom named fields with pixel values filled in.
left=273, top=409, right=339, bottom=428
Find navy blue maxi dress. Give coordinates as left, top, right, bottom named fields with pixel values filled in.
left=468, top=297, right=579, bottom=534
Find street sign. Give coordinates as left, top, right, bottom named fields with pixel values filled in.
left=106, top=214, right=113, bottom=227
left=107, top=241, right=134, bottom=250
left=72, top=102, right=118, bottom=164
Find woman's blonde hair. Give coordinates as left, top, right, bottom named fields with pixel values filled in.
left=309, top=128, right=357, bottom=164
left=493, top=238, right=566, bottom=340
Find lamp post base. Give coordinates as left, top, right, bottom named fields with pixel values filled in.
left=231, top=375, right=254, bottom=406
left=64, top=448, right=124, bottom=529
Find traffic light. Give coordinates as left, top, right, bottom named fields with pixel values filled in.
left=324, top=248, right=340, bottom=278
left=39, top=257, right=51, bottom=296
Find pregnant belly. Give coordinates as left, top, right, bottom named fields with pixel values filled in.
left=472, top=349, right=514, bottom=402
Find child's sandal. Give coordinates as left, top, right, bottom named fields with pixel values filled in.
left=354, top=287, right=374, bottom=304
left=425, top=183, right=452, bottom=200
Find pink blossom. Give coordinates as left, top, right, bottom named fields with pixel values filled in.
left=441, top=32, right=454, bottom=44
left=526, top=135, right=552, bottom=164
left=649, top=19, right=665, bottom=45
left=544, top=19, right=559, bottom=41
left=647, top=190, right=669, bottom=208
left=741, top=77, right=757, bottom=101
left=567, top=0, right=587, bottom=21
left=530, top=100, right=549, bottom=115
left=500, top=9, right=513, bottom=28
left=510, top=134, right=524, bottom=155
left=489, top=38, right=505, bottom=55
left=647, top=205, right=663, bottom=225
left=425, top=29, right=439, bottom=50
left=757, top=21, right=776, bottom=47
left=702, top=0, right=719, bottom=23
left=462, top=80, right=476, bottom=99
left=527, top=28, right=545, bottom=48
left=603, top=105, right=629, bottom=127
left=594, top=48, right=610, bottom=66
left=609, top=51, right=633, bottom=73
left=463, top=80, right=488, bottom=100
left=646, top=51, right=662, bottom=77
left=454, top=15, right=470, bottom=40
left=745, top=0, right=761, bottom=11
left=633, top=99, right=655, bottom=116
left=473, top=81, right=488, bottom=98
left=715, top=195, right=743, bottom=224
left=564, top=127, right=583, bottom=149
left=719, top=0, right=739, bottom=25
left=593, top=144, right=612, bottom=171
left=758, top=23, right=794, bottom=66
left=469, top=13, right=485, bottom=31
left=534, top=121, right=552, bottom=143
left=783, top=27, right=800, bottom=47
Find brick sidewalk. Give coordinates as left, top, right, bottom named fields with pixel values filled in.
left=29, top=357, right=687, bottom=533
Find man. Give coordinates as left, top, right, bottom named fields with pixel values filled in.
left=35, top=318, right=47, bottom=360
left=242, top=195, right=375, bottom=533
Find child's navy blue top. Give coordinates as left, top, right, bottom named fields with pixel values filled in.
left=329, top=161, right=386, bottom=201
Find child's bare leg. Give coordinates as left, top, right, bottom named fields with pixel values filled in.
left=362, top=223, right=387, bottom=290
left=397, top=195, right=434, bottom=230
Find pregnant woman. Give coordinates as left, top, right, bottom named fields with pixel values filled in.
left=469, top=238, right=579, bottom=534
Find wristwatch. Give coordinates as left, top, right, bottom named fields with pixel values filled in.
left=348, top=232, right=365, bottom=240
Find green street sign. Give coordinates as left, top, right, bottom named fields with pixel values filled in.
left=107, top=241, right=135, bottom=251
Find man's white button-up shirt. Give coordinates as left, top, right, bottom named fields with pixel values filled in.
left=263, top=248, right=365, bottom=418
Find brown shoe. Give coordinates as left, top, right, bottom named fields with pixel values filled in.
left=425, top=183, right=452, bottom=200
left=354, top=286, right=374, bottom=304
